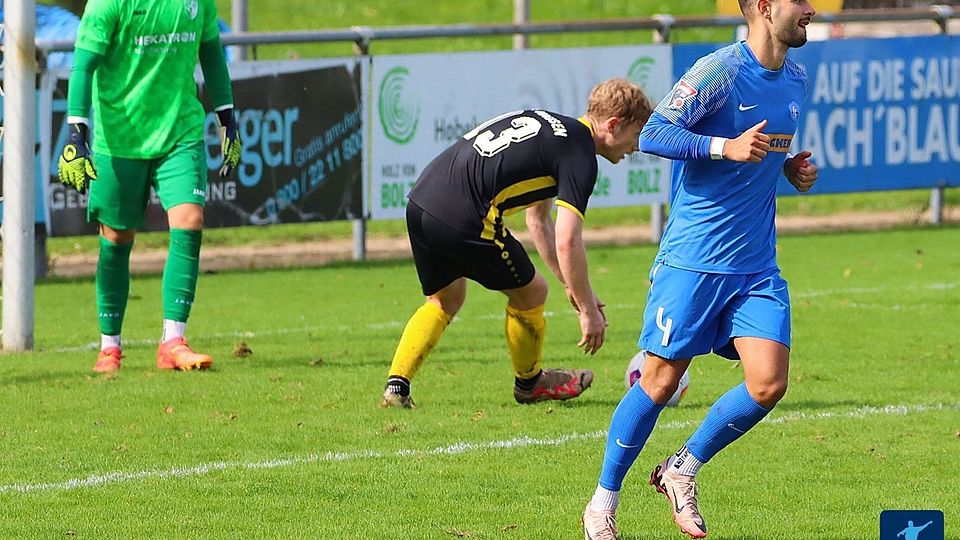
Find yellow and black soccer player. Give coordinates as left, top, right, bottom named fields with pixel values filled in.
left=380, top=78, right=654, bottom=408
left=57, top=0, right=241, bottom=372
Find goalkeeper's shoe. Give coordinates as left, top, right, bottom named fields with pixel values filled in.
left=94, top=347, right=123, bottom=373
left=379, top=387, right=415, bottom=409
left=514, top=368, right=593, bottom=404
left=581, top=504, right=619, bottom=540
left=157, top=337, right=213, bottom=371
left=650, top=458, right=708, bottom=538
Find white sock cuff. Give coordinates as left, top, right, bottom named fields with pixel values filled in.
left=590, top=485, right=620, bottom=512
left=162, top=320, right=187, bottom=342
left=669, top=446, right=704, bottom=477
left=101, top=334, right=122, bottom=351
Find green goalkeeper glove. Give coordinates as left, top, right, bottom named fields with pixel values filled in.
left=217, top=108, right=241, bottom=178
left=57, top=122, right=98, bottom=194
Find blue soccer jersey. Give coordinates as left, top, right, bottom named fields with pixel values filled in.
left=640, top=41, right=808, bottom=274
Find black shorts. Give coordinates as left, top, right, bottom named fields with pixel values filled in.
left=406, top=202, right=536, bottom=296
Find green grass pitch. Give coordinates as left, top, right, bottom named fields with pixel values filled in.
left=2, top=225, right=958, bottom=538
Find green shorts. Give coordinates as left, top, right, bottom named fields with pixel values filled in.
left=87, top=140, right=207, bottom=230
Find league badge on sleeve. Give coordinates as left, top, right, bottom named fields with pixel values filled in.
left=667, top=80, right=698, bottom=110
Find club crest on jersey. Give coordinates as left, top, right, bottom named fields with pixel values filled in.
left=667, top=80, right=698, bottom=110
left=184, top=0, right=199, bottom=20
left=789, top=101, right=800, bottom=121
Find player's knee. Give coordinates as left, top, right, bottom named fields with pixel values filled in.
left=506, top=274, right=547, bottom=310
left=167, top=203, right=205, bottom=230
left=100, top=224, right=135, bottom=244
left=176, top=212, right=204, bottom=230
left=645, top=380, right=683, bottom=405
left=435, top=297, right=463, bottom=316
left=640, top=370, right=684, bottom=405
left=526, top=274, right=548, bottom=304
left=429, top=285, right=465, bottom=316
left=748, top=378, right=788, bottom=408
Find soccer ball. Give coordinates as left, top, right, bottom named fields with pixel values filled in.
left=624, top=350, right=689, bottom=407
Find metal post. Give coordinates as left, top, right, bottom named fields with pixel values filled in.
left=650, top=202, right=664, bottom=244
left=648, top=14, right=674, bottom=244
left=514, top=0, right=530, bottom=50
left=3, top=0, right=37, bottom=351
left=652, top=14, right=674, bottom=44
left=231, top=0, right=248, bottom=61
left=352, top=218, right=367, bottom=261
left=351, top=26, right=369, bottom=261
left=929, top=186, right=944, bottom=225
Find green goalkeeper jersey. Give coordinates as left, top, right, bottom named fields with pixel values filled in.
left=75, top=0, right=221, bottom=158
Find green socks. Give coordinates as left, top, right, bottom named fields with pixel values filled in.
left=162, top=228, right=202, bottom=322
left=96, top=229, right=201, bottom=336
left=96, top=237, right=133, bottom=336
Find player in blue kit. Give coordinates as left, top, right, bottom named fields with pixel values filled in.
left=582, top=1, right=819, bottom=538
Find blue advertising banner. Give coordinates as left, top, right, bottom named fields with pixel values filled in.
left=672, top=36, right=960, bottom=195
left=791, top=35, right=959, bottom=193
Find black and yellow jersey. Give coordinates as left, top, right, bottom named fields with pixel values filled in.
left=408, top=109, right=598, bottom=239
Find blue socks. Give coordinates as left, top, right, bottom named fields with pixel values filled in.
left=598, top=383, right=665, bottom=490
left=686, top=382, right=771, bottom=463
left=597, top=381, right=771, bottom=494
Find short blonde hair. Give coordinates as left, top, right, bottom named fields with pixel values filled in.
left=586, top=78, right=654, bottom=128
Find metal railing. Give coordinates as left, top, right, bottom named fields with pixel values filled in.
left=35, top=6, right=959, bottom=54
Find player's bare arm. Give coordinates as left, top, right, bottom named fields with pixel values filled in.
left=525, top=199, right=564, bottom=285
left=555, top=206, right=605, bottom=354
left=721, top=119, right=771, bottom=162
left=783, top=150, right=818, bottom=192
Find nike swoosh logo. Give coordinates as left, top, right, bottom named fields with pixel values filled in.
left=738, top=103, right=759, bottom=111
left=615, top=438, right=640, bottom=449
left=671, top=486, right=685, bottom=513
left=727, top=422, right=746, bottom=434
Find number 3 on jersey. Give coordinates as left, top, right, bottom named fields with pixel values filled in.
left=470, top=116, right=542, bottom=157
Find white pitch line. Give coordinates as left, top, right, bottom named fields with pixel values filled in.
left=1, top=402, right=954, bottom=496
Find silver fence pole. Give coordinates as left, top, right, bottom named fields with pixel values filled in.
left=928, top=5, right=952, bottom=225
left=2, top=0, right=37, bottom=351
left=647, top=15, right=674, bottom=244
left=929, top=185, right=944, bottom=225
left=231, top=0, right=248, bottom=61
left=352, top=217, right=367, bottom=261
left=351, top=33, right=368, bottom=261
left=514, top=0, right=531, bottom=50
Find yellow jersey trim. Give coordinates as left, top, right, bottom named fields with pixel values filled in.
left=556, top=200, right=585, bottom=221
left=481, top=175, right=558, bottom=240
left=578, top=117, right=594, bottom=136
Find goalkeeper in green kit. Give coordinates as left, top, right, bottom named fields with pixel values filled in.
left=57, top=0, right=241, bottom=372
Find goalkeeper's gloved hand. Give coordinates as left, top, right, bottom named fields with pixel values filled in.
left=57, top=122, right=98, bottom=194
left=217, top=108, right=241, bottom=178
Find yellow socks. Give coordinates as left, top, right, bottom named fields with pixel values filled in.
left=388, top=302, right=452, bottom=380
left=388, top=302, right=546, bottom=382
left=505, top=304, right=546, bottom=379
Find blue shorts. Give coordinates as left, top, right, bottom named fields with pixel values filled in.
left=638, top=262, right=791, bottom=361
